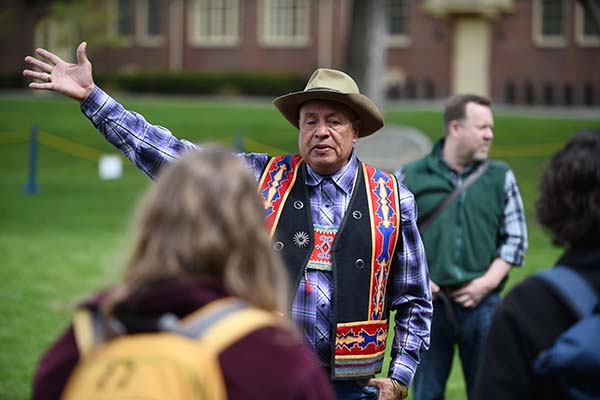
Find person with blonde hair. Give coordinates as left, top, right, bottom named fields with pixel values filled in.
left=32, top=149, right=335, bottom=400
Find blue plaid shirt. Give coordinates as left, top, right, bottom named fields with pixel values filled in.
left=81, top=86, right=432, bottom=386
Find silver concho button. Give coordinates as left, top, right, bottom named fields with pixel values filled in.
left=274, top=241, right=284, bottom=251
left=293, top=231, right=310, bottom=247
left=352, top=211, right=362, bottom=219
left=294, top=201, right=304, bottom=210
left=355, top=259, right=365, bottom=269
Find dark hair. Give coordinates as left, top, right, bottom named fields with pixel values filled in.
left=536, top=129, right=600, bottom=247
left=443, top=94, right=491, bottom=135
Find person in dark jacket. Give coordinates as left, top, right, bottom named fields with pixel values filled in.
left=472, top=129, right=600, bottom=399
left=32, top=149, right=335, bottom=400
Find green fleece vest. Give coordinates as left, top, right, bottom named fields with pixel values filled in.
left=403, top=140, right=508, bottom=287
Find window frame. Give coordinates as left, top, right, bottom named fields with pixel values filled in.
left=532, top=0, right=567, bottom=47
left=188, top=0, right=241, bottom=47
left=387, top=0, right=411, bottom=48
left=575, top=3, right=600, bottom=47
left=258, top=0, right=310, bottom=48
left=112, top=0, right=135, bottom=45
left=137, top=0, right=165, bottom=47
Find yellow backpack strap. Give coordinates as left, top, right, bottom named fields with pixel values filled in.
left=179, top=298, right=281, bottom=354
left=72, top=309, right=103, bottom=358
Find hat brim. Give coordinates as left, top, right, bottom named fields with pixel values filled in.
left=273, top=89, right=384, bottom=138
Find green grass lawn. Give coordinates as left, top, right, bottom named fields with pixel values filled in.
left=1, top=91, right=598, bottom=399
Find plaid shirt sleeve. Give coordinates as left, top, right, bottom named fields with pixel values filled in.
left=497, top=169, right=528, bottom=266
left=388, top=184, right=432, bottom=387
left=80, top=86, right=199, bottom=180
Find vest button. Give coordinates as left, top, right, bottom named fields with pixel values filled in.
left=294, top=201, right=304, bottom=209
left=352, top=211, right=362, bottom=219
left=355, top=259, right=365, bottom=269
left=274, top=241, right=284, bottom=251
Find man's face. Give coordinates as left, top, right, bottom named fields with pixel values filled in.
left=455, top=102, right=494, bottom=163
left=298, top=100, right=360, bottom=175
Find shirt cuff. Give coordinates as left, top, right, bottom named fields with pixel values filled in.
left=388, top=357, right=416, bottom=388
left=80, top=86, right=116, bottom=126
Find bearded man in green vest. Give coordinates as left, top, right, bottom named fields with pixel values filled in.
left=395, top=94, right=528, bottom=400
left=24, top=42, right=433, bottom=400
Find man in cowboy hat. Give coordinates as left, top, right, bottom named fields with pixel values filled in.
left=24, top=42, right=432, bottom=400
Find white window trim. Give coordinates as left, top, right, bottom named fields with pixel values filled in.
left=137, top=0, right=164, bottom=47
left=387, top=35, right=412, bottom=48
left=532, top=0, right=567, bottom=48
left=188, top=0, right=240, bottom=48
left=258, top=0, right=310, bottom=48
left=575, top=3, right=600, bottom=47
left=387, top=0, right=411, bottom=48
left=110, top=0, right=134, bottom=45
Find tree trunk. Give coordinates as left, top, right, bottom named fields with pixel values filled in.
left=344, top=0, right=388, bottom=110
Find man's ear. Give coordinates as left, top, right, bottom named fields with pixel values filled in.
left=353, top=120, right=361, bottom=142
left=448, top=120, right=461, bottom=137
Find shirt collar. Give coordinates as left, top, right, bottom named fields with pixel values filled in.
left=305, top=150, right=358, bottom=195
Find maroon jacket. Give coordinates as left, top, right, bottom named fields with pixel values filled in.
left=32, top=278, right=335, bottom=400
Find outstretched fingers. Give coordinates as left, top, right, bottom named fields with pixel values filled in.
left=35, top=47, right=65, bottom=66
left=28, top=82, right=54, bottom=91
left=24, top=55, right=53, bottom=74
left=23, top=69, right=51, bottom=82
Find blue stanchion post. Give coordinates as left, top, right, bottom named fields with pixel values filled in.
left=234, top=133, right=245, bottom=152
left=24, top=124, right=40, bottom=195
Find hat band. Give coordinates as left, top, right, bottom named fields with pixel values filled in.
left=305, top=87, right=344, bottom=93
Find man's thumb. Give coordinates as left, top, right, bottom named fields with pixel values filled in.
left=77, top=42, right=89, bottom=65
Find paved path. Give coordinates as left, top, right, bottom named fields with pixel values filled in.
left=355, top=124, right=432, bottom=173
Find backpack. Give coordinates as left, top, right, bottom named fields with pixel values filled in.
left=61, top=297, right=280, bottom=400
left=533, top=265, right=600, bottom=400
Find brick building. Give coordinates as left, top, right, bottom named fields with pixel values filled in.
left=2, top=0, right=599, bottom=106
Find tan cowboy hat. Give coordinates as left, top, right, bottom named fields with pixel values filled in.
left=273, top=68, right=384, bottom=137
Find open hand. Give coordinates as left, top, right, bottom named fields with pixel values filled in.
left=23, top=42, right=95, bottom=102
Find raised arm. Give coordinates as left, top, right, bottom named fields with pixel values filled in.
left=23, top=42, right=95, bottom=102
left=23, top=42, right=196, bottom=179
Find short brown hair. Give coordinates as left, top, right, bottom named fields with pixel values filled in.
left=443, top=94, right=491, bottom=135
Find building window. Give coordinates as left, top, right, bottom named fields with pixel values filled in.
left=575, top=3, right=600, bottom=46
left=563, top=83, right=574, bottom=106
left=189, top=0, right=240, bottom=46
left=259, top=0, right=309, bottom=47
left=138, top=0, right=164, bottom=46
left=423, top=79, right=435, bottom=99
left=584, top=82, right=594, bottom=106
left=533, top=0, right=567, bottom=47
left=405, top=78, right=417, bottom=99
left=387, top=0, right=410, bottom=47
left=504, top=81, right=516, bottom=104
left=524, top=81, right=536, bottom=105
left=543, top=82, right=554, bottom=105
left=114, top=0, right=134, bottom=39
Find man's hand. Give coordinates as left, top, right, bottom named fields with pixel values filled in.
left=450, top=277, right=490, bottom=308
left=451, top=258, right=512, bottom=308
left=23, top=42, right=95, bottom=102
left=362, top=377, right=408, bottom=400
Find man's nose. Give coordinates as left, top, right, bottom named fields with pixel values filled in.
left=315, top=122, right=330, bottom=137
left=484, top=127, right=494, bottom=140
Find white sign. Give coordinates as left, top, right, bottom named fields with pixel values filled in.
left=99, top=155, right=123, bottom=180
